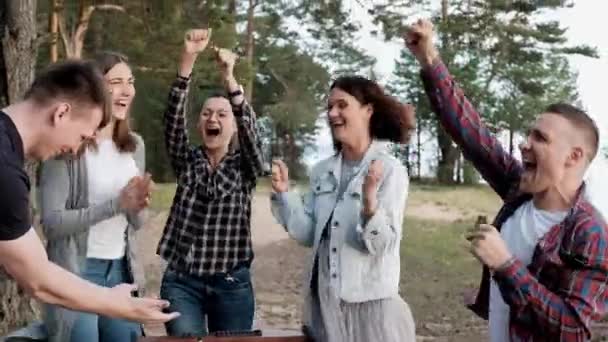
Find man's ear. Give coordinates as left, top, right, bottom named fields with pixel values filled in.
left=365, top=103, right=373, bottom=118
left=565, top=145, right=584, bottom=167
left=51, top=102, right=71, bottom=127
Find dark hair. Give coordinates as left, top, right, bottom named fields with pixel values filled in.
left=329, top=76, right=415, bottom=151
left=24, top=59, right=111, bottom=130
left=200, top=90, right=239, bottom=151
left=90, top=51, right=137, bottom=153
left=544, top=103, right=599, bottom=161
left=206, top=90, right=229, bottom=101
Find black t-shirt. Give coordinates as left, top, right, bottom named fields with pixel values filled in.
left=0, top=111, right=31, bottom=241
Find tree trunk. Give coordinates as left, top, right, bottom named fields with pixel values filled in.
left=58, top=1, right=125, bottom=59
left=455, top=151, right=462, bottom=184
left=2, top=1, right=37, bottom=103
left=509, top=126, right=514, bottom=156
left=244, top=0, right=256, bottom=101
left=49, top=0, right=60, bottom=62
left=0, top=0, right=40, bottom=334
left=416, top=123, right=421, bottom=179
left=435, top=0, right=458, bottom=184
left=403, top=144, right=411, bottom=175
left=436, top=127, right=459, bottom=184
left=227, top=0, right=237, bottom=15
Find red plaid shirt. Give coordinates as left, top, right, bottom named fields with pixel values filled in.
left=421, top=59, right=608, bottom=341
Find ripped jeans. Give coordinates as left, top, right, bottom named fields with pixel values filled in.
left=160, top=265, right=255, bottom=337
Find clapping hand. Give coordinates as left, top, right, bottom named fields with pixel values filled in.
left=271, top=160, right=289, bottom=193
left=362, top=160, right=383, bottom=218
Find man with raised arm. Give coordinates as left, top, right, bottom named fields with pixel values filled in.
left=406, top=19, right=608, bottom=341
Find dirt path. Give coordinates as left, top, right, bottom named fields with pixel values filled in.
left=139, top=190, right=485, bottom=340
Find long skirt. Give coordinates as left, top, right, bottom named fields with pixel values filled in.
left=303, top=238, right=416, bottom=342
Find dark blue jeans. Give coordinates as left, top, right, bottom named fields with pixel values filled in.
left=160, top=265, right=255, bottom=337
left=70, top=258, right=142, bottom=342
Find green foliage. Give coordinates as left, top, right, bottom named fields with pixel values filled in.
left=35, top=0, right=376, bottom=181
left=32, top=0, right=596, bottom=184
left=381, top=0, right=595, bottom=183
left=289, top=0, right=376, bottom=76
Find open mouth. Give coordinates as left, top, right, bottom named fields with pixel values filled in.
left=114, top=101, right=128, bottom=108
left=523, top=160, right=537, bottom=172
left=329, top=121, right=345, bottom=129
left=205, top=127, right=221, bottom=137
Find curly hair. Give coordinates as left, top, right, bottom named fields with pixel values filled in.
left=330, top=76, right=415, bottom=152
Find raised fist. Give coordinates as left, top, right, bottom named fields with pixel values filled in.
left=184, top=28, right=212, bottom=55
left=403, top=19, right=438, bottom=67
left=214, top=47, right=238, bottom=79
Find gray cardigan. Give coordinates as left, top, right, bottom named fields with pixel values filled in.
left=37, top=134, right=147, bottom=341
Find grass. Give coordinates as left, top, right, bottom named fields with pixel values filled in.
left=408, top=183, right=501, bottom=216
left=399, top=185, right=501, bottom=339
left=149, top=183, right=177, bottom=212
left=149, top=178, right=274, bottom=211
left=400, top=217, right=486, bottom=337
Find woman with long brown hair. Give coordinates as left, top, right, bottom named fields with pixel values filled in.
left=270, top=76, right=417, bottom=342
left=39, top=51, right=152, bottom=342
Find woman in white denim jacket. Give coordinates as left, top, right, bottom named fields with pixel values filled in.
left=270, top=76, right=417, bottom=342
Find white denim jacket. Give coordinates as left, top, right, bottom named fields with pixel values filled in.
left=270, top=141, right=409, bottom=303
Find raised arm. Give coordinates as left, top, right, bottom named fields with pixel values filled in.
left=163, top=29, right=212, bottom=176
left=405, top=19, right=522, bottom=199
left=215, top=48, right=266, bottom=181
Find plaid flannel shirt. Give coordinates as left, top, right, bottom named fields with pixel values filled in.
left=157, top=75, right=265, bottom=275
left=421, top=59, right=608, bottom=341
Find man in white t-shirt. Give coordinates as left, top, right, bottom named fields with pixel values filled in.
left=406, top=19, right=608, bottom=341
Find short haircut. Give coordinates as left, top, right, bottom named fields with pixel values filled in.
left=23, top=59, right=111, bottom=130
left=544, top=103, right=599, bottom=161
left=206, top=90, right=229, bottom=101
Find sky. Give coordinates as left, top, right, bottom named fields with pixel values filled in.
left=303, top=0, right=608, bottom=212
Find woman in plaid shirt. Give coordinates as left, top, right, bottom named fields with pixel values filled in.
left=157, top=29, right=265, bottom=337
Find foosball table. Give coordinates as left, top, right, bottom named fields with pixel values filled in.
left=139, top=329, right=313, bottom=342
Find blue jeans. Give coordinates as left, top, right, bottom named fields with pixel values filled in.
left=70, top=258, right=142, bottom=342
left=160, top=265, right=255, bottom=337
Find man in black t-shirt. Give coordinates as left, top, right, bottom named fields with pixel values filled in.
left=0, top=60, right=179, bottom=324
